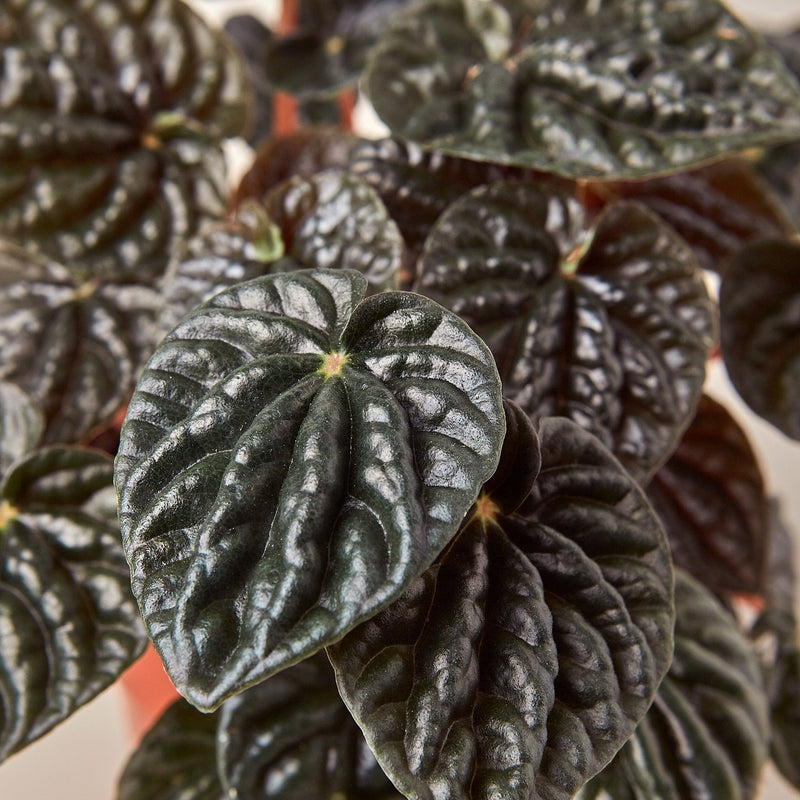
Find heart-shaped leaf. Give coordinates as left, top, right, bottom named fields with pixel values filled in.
left=719, top=238, right=800, bottom=440
left=264, top=0, right=411, bottom=99
left=578, top=570, right=770, bottom=800
left=218, top=653, right=401, bottom=800
left=0, top=241, right=162, bottom=444
left=162, top=170, right=404, bottom=329
left=329, top=417, right=674, bottom=800
left=116, top=269, right=505, bottom=711
left=0, top=382, right=43, bottom=474
left=586, top=159, right=795, bottom=274
left=118, top=699, right=222, bottom=800
left=366, top=0, right=800, bottom=179
left=645, top=394, right=770, bottom=597
left=0, top=447, right=147, bottom=762
left=0, top=0, right=249, bottom=278
left=416, top=181, right=715, bottom=481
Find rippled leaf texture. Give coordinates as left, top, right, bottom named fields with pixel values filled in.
left=329, top=417, right=674, bottom=800
left=416, top=181, right=715, bottom=481
left=116, top=269, right=505, bottom=711
left=0, top=241, right=161, bottom=444
left=163, top=171, right=403, bottom=329
left=348, top=138, right=562, bottom=271
left=578, top=570, right=769, bottom=800
left=118, top=699, right=222, bottom=800
left=720, top=238, right=800, bottom=440
left=0, top=0, right=249, bottom=278
left=586, top=159, right=795, bottom=274
left=751, top=503, right=800, bottom=789
left=366, top=0, right=800, bottom=179
left=0, top=383, right=43, bottom=474
left=0, top=447, right=147, bottom=761
left=265, top=0, right=411, bottom=99
left=218, top=653, right=401, bottom=800
left=234, top=129, right=356, bottom=206
left=646, top=394, right=769, bottom=597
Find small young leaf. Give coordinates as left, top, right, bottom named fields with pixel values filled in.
left=0, top=382, right=43, bottom=474
left=116, top=269, right=505, bottom=711
left=264, top=0, right=411, bottom=99
left=646, top=394, right=770, bottom=597
left=719, top=238, right=800, bottom=440
left=163, top=170, right=403, bottom=329
left=118, top=700, right=222, bottom=800
left=218, top=653, right=401, bottom=800
left=0, top=241, right=162, bottom=444
left=579, top=570, right=770, bottom=800
left=0, top=447, right=147, bottom=762
left=329, top=417, right=674, bottom=800
left=366, top=0, right=800, bottom=178
left=416, top=181, right=715, bottom=481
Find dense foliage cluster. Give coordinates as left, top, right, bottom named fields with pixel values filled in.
left=1, top=0, right=800, bottom=798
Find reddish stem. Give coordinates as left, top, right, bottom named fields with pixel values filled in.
left=338, top=88, right=356, bottom=132
left=272, top=0, right=300, bottom=135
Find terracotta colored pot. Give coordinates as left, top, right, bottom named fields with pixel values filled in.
left=120, top=646, right=180, bottom=742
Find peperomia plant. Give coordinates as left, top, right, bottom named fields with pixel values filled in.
left=1, top=0, right=800, bottom=799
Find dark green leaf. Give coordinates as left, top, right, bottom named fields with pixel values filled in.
left=366, top=0, right=800, bottom=179
left=264, top=0, right=410, bottom=99
left=0, top=447, right=147, bottom=762
left=347, top=138, right=566, bottom=271
left=223, top=15, right=275, bottom=145
left=719, top=238, right=800, bottom=440
left=579, top=570, right=770, bottom=800
left=218, top=653, right=401, bottom=800
left=586, top=159, right=795, bottom=274
left=0, top=0, right=250, bottom=278
left=329, top=417, right=674, bottom=800
left=0, top=382, right=43, bottom=474
left=0, top=241, right=162, bottom=444
left=416, top=181, right=715, bottom=481
left=116, top=269, right=505, bottom=711
left=118, top=699, right=222, bottom=800
left=750, top=502, right=800, bottom=789
left=234, top=128, right=356, bottom=207
left=646, top=394, right=769, bottom=597
left=163, top=170, right=404, bottom=329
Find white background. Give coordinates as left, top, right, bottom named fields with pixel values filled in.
left=2, top=0, right=800, bottom=797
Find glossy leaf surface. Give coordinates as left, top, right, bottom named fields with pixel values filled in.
left=118, top=699, right=222, bottom=800
left=218, top=653, right=401, bottom=800
left=0, top=447, right=147, bottom=762
left=720, top=238, right=800, bottom=440
left=330, top=417, right=674, bottom=800
left=579, top=570, right=770, bottom=800
left=348, top=138, right=558, bottom=270
left=0, top=241, right=161, bottom=444
left=0, top=382, right=43, bottom=474
left=646, top=394, right=769, bottom=596
left=366, top=0, right=800, bottom=179
left=265, top=0, right=410, bottom=98
left=586, top=159, right=795, bottom=274
left=0, top=0, right=248, bottom=277
left=116, top=269, right=505, bottom=711
left=416, top=181, right=715, bottom=481
left=163, top=171, right=403, bottom=329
